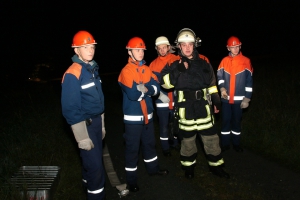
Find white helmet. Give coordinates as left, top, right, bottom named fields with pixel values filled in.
left=175, top=28, right=201, bottom=47
left=155, top=36, right=171, bottom=46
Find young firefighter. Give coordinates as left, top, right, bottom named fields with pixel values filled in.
left=118, top=37, right=169, bottom=192
left=160, top=28, right=229, bottom=179
left=61, top=30, right=106, bottom=200
left=217, top=36, right=253, bottom=152
left=149, top=36, right=180, bottom=157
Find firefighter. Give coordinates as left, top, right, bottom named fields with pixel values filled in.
left=118, top=37, right=169, bottom=192
left=149, top=36, right=180, bottom=157
left=61, top=31, right=106, bottom=199
left=217, top=36, right=253, bottom=152
left=160, top=28, right=229, bottom=179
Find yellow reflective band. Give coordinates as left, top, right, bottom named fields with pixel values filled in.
left=208, top=158, right=224, bottom=166
left=181, top=160, right=196, bottom=166
left=162, top=74, right=174, bottom=89
left=208, top=86, right=218, bottom=94
left=178, top=105, right=212, bottom=125
left=179, top=122, right=213, bottom=131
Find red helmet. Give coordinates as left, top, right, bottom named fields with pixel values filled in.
left=72, top=31, right=97, bottom=48
left=227, top=36, right=242, bottom=47
left=126, top=37, right=146, bottom=50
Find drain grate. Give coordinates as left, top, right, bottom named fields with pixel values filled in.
left=9, top=166, right=61, bottom=200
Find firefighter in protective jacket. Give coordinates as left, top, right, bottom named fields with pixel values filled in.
left=118, top=37, right=169, bottom=193
left=160, top=28, right=230, bottom=179
left=149, top=36, right=180, bottom=157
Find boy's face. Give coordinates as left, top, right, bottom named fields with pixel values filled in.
left=157, top=44, right=170, bottom=57
left=74, top=44, right=95, bottom=63
left=179, top=42, right=194, bottom=58
left=129, top=49, right=144, bottom=61
left=228, top=45, right=241, bottom=57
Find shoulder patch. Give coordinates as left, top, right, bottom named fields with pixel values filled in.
left=62, top=63, right=82, bottom=83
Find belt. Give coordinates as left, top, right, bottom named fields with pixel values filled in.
left=183, top=90, right=204, bottom=100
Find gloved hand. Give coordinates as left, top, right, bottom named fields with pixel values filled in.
left=137, top=84, right=148, bottom=93
left=71, top=121, right=94, bottom=150
left=220, top=87, right=228, bottom=100
left=240, top=97, right=251, bottom=109
left=177, top=57, right=189, bottom=72
left=158, top=91, right=170, bottom=103
left=101, top=113, right=106, bottom=139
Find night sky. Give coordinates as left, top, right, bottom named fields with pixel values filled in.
left=2, top=0, right=299, bottom=75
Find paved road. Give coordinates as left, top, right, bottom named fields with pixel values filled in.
left=101, top=75, right=300, bottom=200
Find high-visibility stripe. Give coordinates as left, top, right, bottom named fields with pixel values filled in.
left=181, top=160, right=196, bottom=166
left=144, top=156, right=157, bottom=163
left=88, top=187, right=104, bottom=194
left=160, top=137, right=168, bottom=140
left=137, top=92, right=145, bottom=101
left=228, top=96, right=244, bottom=101
left=221, top=131, right=230, bottom=135
left=245, top=87, right=252, bottom=92
left=231, top=131, right=241, bottom=135
left=125, top=167, right=137, bottom=171
left=208, top=86, right=218, bottom=94
left=218, top=80, right=225, bottom=85
left=179, top=122, right=213, bottom=131
left=162, top=74, right=174, bottom=89
left=81, top=82, right=95, bottom=89
left=156, top=102, right=174, bottom=107
left=124, top=113, right=153, bottom=121
left=208, top=158, right=224, bottom=166
left=178, top=105, right=212, bottom=125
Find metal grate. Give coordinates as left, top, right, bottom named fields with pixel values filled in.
left=9, top=166, right=61, bottom=200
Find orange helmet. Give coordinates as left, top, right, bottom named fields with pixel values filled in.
left=72, top=31, right=97, bottom=48
left=227, top=36, right=242, bottom=47
left=126, top=37, right=146, bottom=50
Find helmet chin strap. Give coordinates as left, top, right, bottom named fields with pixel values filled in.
left=129, top=50, right=142, bottom=62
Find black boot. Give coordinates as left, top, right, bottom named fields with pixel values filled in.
left=184, top=164, right=195, bottom=179
left=127, top=184, right=139, bottom=192
left=209, top=166, right=230, bottom=179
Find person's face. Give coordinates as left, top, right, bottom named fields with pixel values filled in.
left=157, top=44, right=170, bottom=56
left=129, top=49, right=144, bottom=61
left=179, top=42, right=194, bottom=58
left=228, top=45, right=241, bottom=57
left=75, top=44, right=95, bottom=63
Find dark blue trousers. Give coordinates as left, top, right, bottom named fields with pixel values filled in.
left=80, top=115, right=105, bottom=200
left=124, top=121, right=159, bottom=185
left=156, top=109, right=178, bottom=151
left=221, top=103, right=243, bottom=146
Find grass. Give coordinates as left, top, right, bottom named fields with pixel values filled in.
left=0, top=55, right=299, bottom=199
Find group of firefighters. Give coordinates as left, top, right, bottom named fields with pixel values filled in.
left=61, top=28, right=253, bottom=199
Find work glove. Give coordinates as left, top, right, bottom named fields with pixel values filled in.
left=240, top=97, right=251, bottom=109
left=71, top=121, right=94, bottom=150
left=101, top=113, right=106, bottom=139
left=177, top=57, right=189, bottom=72
left=220, top=87, right=228, bottom=100
left=137, top=84, right=148, bottom=93
left=158, top=91, right=170, bottom=103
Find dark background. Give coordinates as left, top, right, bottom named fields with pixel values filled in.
left=1, top=0, right=299, bottom=76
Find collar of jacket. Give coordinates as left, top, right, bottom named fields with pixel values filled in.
left=228, top=51, right=243, bottom=58
left=71, top=54, right=98, bottom=71
left=128, top=57, right=146, bottom=67
left=158, top=53, right=172, bottom=61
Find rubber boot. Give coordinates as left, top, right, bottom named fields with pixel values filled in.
left=209, top=166, right=230, bottom=179
left=184, top=164, right=195, bottom=179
